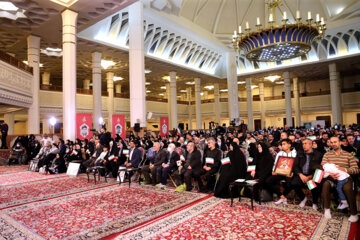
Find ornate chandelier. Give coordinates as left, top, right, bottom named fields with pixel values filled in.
left=232, top=0, right=326, bottom=62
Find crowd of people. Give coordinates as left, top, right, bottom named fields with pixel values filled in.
left=7, top=122, right=360, bottom=222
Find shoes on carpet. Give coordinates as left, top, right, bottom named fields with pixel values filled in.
left=348, top=215, right=359, bottom=222
left=312, top=204, right=318, bottom=211
left=275, top=198, right=287, bottom=205
left=324, top=208, right=332, bottom=219
left=299, top=197, right=307, bottom=208
left=337, top=201, right=349, bottom=210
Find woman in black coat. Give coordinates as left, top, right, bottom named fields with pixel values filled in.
left=214, top=142, right=247, bottom=198
left=250, top=142, right=274, bottom=187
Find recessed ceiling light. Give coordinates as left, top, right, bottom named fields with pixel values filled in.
left=204, top=85, right=214, bottom=90
left=101, top=60, right=115, bottom=69
left=186, top=81, right=195, bottom=85
left=145, top=69, right=152, bottom=74
left=0, top=2, right=18, bottom=11
left=220, top=89, right=228, bottom=92
left=160, top=86, right=166, bottom=89
left=237, top=81, right=245, bottom=84
left=146, top=90, right=151, bottom=93
left=251, top=85, right=258, bottom=89
left=23, top=60, right=43, bottom=67
left=162, top=75, right=178, bottom=81
left=180, top=90, right=187, bottom=93
left=275, top=81, right=284, bottom=84
left=264, top=75, right=281, bottom=82
left=159, top=93, right=164, bottom=96
left=200, top=92, right=204, bottom=96
left=145, top=82, right=150, bottom=85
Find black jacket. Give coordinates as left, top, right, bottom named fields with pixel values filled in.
left=185, top=149, right=202, bottom=175
left=293, top=150, right=323, bottom=176
left=149, top=148, right=168, bottom=167
left=165, top=151, right=180, bottom=171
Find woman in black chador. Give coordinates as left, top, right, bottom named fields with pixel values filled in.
left=214, top=142, right=247, bottom=198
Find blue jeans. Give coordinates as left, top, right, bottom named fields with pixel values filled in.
left=336, top=178, right=348, bottom=201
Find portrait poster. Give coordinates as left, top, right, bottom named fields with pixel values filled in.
left=160, top=117, right=169, bottom=137
left=274, top=157, right=295, bottom=176
left=112, top=115, right=126, bottom=139
left=76, top=113, right=93, bottom=140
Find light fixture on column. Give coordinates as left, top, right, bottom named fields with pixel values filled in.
left=275, top=81, right=285, bottom=84
left=162, top=76, right=178, bottom=81
left=220, top=89, right=228, bottom=92
left=180, top=90, right=187, bottom=93
left=49, top=117, right=57, bottom=134
left=145, top=69, right=152, bottom=74
left=101, top=60, right=115, bottom=69
left=204, top=85, right=214, bottom=90
left=159, top=93, right=164, bottom=96
left=186, top=81, right=195, bottom=85
left=146, top=90, right=151, bottom=93
left=237, top=81, right=245, bottom=84
left=160, top=86, right=166, bottom=89
left=145, top=82, right=151, bottom=85
left=23, top=60, right=44, bottom=67
left=265, top=75, right=281, bottom=82
left=98, top=117, right=104, bottom=125
left=232, top=0, right=326, bottom=62
left=251, top=85, right=258, bottom=89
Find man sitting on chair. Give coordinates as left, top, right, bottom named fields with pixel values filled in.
left=156, top=143, right=179, bottom=189
left=141, top=142, right=167, bottom=185
left=118, top=140, right=142, bottom=182
left=198, top=138, right=222, bottom=193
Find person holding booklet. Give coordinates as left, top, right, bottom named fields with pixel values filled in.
left=214, top=142, right=247, bottom=198
left=198, top=138, right=222, bottom=193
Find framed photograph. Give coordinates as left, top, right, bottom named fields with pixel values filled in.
left=274, top=157, right=295, bottom=176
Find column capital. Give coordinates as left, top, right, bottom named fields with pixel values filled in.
left=61, top=9, right=78, bottom=24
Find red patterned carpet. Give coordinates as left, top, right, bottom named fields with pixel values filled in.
left=0, top=171, right=66, bottom=186
left=0, top=176, right=114, bottom=209
left=119, top=198, right=354, bottom=240
left=0, top=165, right=28, bottom=175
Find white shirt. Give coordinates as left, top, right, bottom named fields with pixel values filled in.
left=96, top=151, right=108, bottom=161
left=272, top=149, right=297, bottom=172
left=129, top=147, right=135, bottom=160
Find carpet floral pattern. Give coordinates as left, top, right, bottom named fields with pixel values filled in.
left=0, top=185, right=203, bottom=239
left=119, top=198, right=351, bottom=240
left=0, top=176, right=114, bottom=209
left=0, top=171, right=66, bottom=186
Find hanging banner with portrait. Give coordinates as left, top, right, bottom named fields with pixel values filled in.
left=112, top=115, right=126, bottom=139
left=76, top=113, right=93, bottom=140
left=160, top=116, right=169, bottom=137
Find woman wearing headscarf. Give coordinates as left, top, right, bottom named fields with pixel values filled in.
left=214, top=142, right=247, bottom=198
left=249, top=142, right=274, bottom=187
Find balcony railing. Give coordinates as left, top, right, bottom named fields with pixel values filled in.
left=0, top=50, right=33, bottom=74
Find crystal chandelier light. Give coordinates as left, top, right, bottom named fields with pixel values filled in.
left=232, top=0, right=326, bottom=62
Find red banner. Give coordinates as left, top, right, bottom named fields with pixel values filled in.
left=160, top=117, right=169, bottom=137
left=76, top=113, right=93, bottom=140
left=112, top=115, right=126, bottom=139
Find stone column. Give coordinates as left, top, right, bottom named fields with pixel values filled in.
left=62, top=9, right=78, bottom=141
left=226, top=51, right=239, bottom=122
left=107, top=72, right=114, bottom=128
left=83, top=79, right=90, bottom=90
left=187, top=87, right=192, bottom=129
left=336, top=72, right=343, bottom=124
left=329, top=63, right=342, bottom=125
left=214, top=83, right=221, bottom=124
left=293, top=77, right=301, bottom=127
left=115, top=84, right=121, bottom=94
left=259, top=82, right=265, bottom=129
left=195, top=78, right=202, bottom=129
left=27, top=35, right=40, bottom=134
left=92, top=52, right=102, bottom=131
left=166, top=83, right=172, bottom=128
left=169, top=71, right=177, bottom=130
left=283, top=71, right=293, bottom=127
left=43, top=119, right=51, bottom=134
left=4, top=113, right=14, bottom=135
left=203, top=91, right=208, bottom=100
left=42, top=72, right=50, bottom=85
left=129, top=1, right=146, bottom=127
left=246, top=78, right=253, bottom=131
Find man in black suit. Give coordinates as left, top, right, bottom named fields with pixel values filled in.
left=173, top=142, right=202, bottom=191
left=125, top=140, right=142, bottom=168
left=142, top=142, right=167, bottom=185
left=156, top=143, right=180, bottom=189
left=291, top=138, right=323, bottom=210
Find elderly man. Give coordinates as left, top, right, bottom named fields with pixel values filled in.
left=321, top=136, right=359, bottom=222
left=198, top=137, right=222, bottom=193
left=156, top=143, right=179, bottom=189
left=141, top=142, right=167, bottom=185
